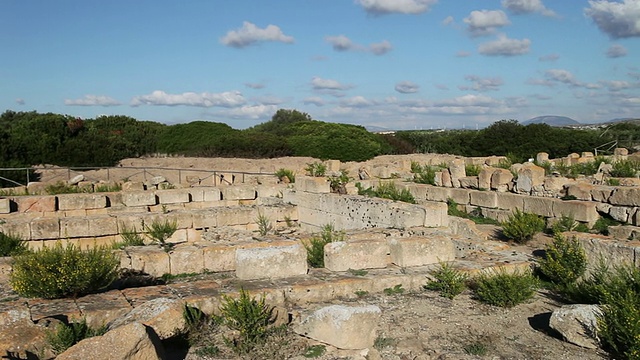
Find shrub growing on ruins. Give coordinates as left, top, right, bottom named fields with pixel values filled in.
left=219, top=288, right=277, bottom=354
left=305, top=162, right=326, bottom=177
left=0, top=232, right=28, bottom=257
left=113, top=223, right=145, bottom=249
left=472, top=268, right=539, bottom=308
left=537, top=233, right=586, bottom=287
left=145, top=218, right=178, bottom=251
left=275, top=168, right=295, bottom=183
left=592, top=215, right=621, bottom=236
left=45, top=181, right=83, bottom=195
left=465, top=164, right=481, bottom=177
left=549, top=214, right=579, bottom=234
left=610, top=159, right=640, bottom=178
left=46, top=318, right=107, bottom=355
left=424, top=262, right=468, bottom=299
left=329, top=170, right=350, bottom=194
left=411, top=162, right=436, bottom=185
left=501, top=209, right=545, bottom=243
left=10, top=242, right=119, bottom=299
left=357, top=182, right=416, bottom=204
left=255, top=213, right=273, bottom=236
left=304, top=224, right=344, bottom=268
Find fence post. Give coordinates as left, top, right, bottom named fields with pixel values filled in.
left=178, top=170, right=182, bottom=184
left=26, top=169, right=30, bottom=184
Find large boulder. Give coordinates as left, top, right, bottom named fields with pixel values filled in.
left=549, top=304, right=600, bottom=349
left=0, top=304, right=50, bottom=359
left=56, top=322, right=165, bottom=360
left=108, top=298, right=187, bottom=340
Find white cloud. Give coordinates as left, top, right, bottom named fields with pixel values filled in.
left=355, top=0, right=438, bottom=15
left=370, top=40, right=393, bottom=55
left=220, top=21, right=294, bottom=48
left=532, top=69, right=602, bottom=89
left=215, top=104, right=278, bottom=120
left=606, top=44, right=628, bottom=58
left=245, top=82, right=265, bottom=89
left=442, top=16, right=454, bottom=25
left=464, top=10, right=510, bottom=37
left=340, top=96, right=376, bottom=107
left=65, top=95, right=121, bottom=106
left=502, top=0, right=557, bottom=17
left=311, top=77, right=353, bottom=91
left=15, top=98, right=25, bottom=105
left=538, top=53, right=559, bottom=62
left=395, top=81, right=420, bottom=94
left=601, top=80, right=634, bottom=91
left=585, top=0, right=640, bottom=39
left=478, top=34, right=531, bottom=56
left=130, top=90, right=245, bottom=107
left=325, top=35, right=392, bottom=55
left=303, top=97, right=325, bottom=106
left=459, top=75, right=504, bottom=92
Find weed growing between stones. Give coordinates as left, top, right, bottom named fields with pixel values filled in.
left=463, top=341, right=489, bottom=356
left=255, top=212, right=273, bottom=236
left=10, top=242, right=119, bottom=299
left=383, top=284, right=404, bottom=296
left=0, top=231, right=27, bottom=256
left=94, top=183, right=122, bottom=192
left=537, top=233, right=587, bottom=287
left=356, top=182, right=416, bottom=204
left=112, top=223, right=145, bottom=249
left=471, top=268, right=539, bottom=308
left=44, top=181, right=85, bottom=195
left=501, top=209, right=545, bottom=243
left=145, top=217, right=177, bottom=252
left=348, top=268, right=368, bottom=276
left=354, top=290, right=369, bottom=298
left=592, top=215, right=621, bottom=236
left=275, top=168, right=295, bottom=183
left=465, top=164, right=481, bottom=176
left=329, top=169, right=350, bottom=194
left=303, top=344, right=326, bottom=358
left=548, top=214, right=590, bottom=234
left=446, top=199, right=500, bottom=225
left=373, top=335, right=397, bottom=350
left=424, top=262, right=468, bottom=300
left=410, top=161, right=437, bottom=185
left=305, top=162, right=327, bottom=177
left=303, top=224, right=344, bottom=268
left=46, top=318, right=107, bottom=355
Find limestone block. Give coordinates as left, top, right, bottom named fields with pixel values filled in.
left=424, top=186, right=451, bottom=202
left=458, top=176, right=478, bottom=189
left=26, top=182, right=47, bottom=195
left=609, top=187, right=640, bottom=206
left=564, top=183, right=595, bottom=201
left=69, top=174, right=84, bottom=185
left=89, top=216, right=118, bottom=236
left=478, top=166, right=497, bottom=190
left=76, top=290, right=133, bottom=330
left=401, top=183, right=427, bottom=201
left=490, top=169, right=514, bottom=191
left=187, top=188, right=205, bottom=202
left=554, top=201, right=599, bottom=224
left=441, top=170, right=453, bottom=187
left=516, top=163, right=545, bottom=194
left=256, top=185, right=284, bottom=199
left=168, top=245, right=204, bottom=275
left=609, top=206, right=631, bottom=223
left=203, top=244, right=236, bottom=272
left=203, top=188, right=222, bottom=202
left=221, top=186, right=257, bottom=201
left=496, top=192, right=524, bottom=212
left=448, top=159, right=465, bottom=188
left=122, top=181, right=145, bottom=191
left=0, top=302, right=51, bottom=360
left=293, top=305, right=381, bottom=350
left=536, top=152, right=549, bottom=163
left=30, top=217, right=60, bottom=240
left=155, top=189, right=190, bottom=204
left=523, top=197, right=557, bottom=218
left=324, top=240, right=389, bottom=272
left=470, top=191, right=497, bottom=208
left=217, top=207, right=256, bottom=226
left=0, top=198, right=9, bottom=214
left=77, top=181, right=94, bottom=192
left=127, top=247, right=171, bottom=277
left=121, top=191, right=157, bottom=207
left=60, top=218, right=90, bottom=238
left=191, top=211, right=217, bottom=229
left=433, top=171, right=444, bottom=187
left=58, top=193, right=107, bottom=211
left=591, top=186, right=614, bottom=203
left=235, top=244, right=307, bottom=280
left=371, top=166, right=393, bottom=179
left=575, top=233, right=638, bottom=271
left=296, top=176, right=330, bottom=194
left=549, top=304, right=600, bottom=349
left=107, top=297, right=186, bottom=342
left=544, top=177, right=574, bottom=193
left=448, top=188, right=470, bottom=206
left=12, top=196, right=56, bottom=213
left=614, top=147, right=629, bottom=156
left=422, top=201, right=448, bottom=228
left=389, top=235, right=455, bottom=267
left=0, top=220, right=31, bottom=240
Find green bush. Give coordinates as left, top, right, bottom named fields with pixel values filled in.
left=411, top=162, right=437, bottom=185
left=0, top=232, right=28, bottom=256
left=473, top=268, right=539, bottom=307
left=424, top=262, right=468, bottom=299
left=305, top=162, right=326, bottom=177
left=255, top=213, right=273, bottom=236
left=329, top=170, right=350, bottom=194
left=145, top=218, right=177, bottom=251
left=274, top=168, right=295, bottom=183
left=610, top=160, right=640, bottom=178
left=357, top=182, right=416, bottom=204
left=220, top=288, right=276, bottom=354
left=10, top=242, right=119, bottom=299
left=46, top=318, right=107, bottom=355
left=114, top=223, right=145, bottom=249
left=447, top=198, right=467, bottom=218
left=550, top=214, right=579, bottom=234
left=501, top=209, right=545, bottom=243
left=592, top=216, right=621, bottom=236
left=537, top=233, right=587, bottom=286
left=598, top=288, right=640, bottom=359
left=465, top=164, right=481, bottom=177
left=303, top=224, right=344, bottom=268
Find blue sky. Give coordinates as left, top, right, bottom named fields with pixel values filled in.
left=2, top=0, right=640, bottom=130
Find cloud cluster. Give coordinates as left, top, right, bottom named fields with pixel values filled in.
left=325, top=35, right=392, bottom=55
left=355, top=0, right=438, bottom=15
left=538, top=53, right=559, bottom=62
left=464, top=10, right=510, bottom=37
left=478, top=34, right=531, bottom=56
left=220, top=21, right=294, bottom=48
left=606, top=44, right=628, bottom=58
left=585, top=0, right=640, bottom=39
left=459, top=75, right=504, bottom=92
left=15, top=98, right=25, bottom=105
left=395, top=81, right=420, bottom=94
left=311, top=77, right=353, bottom=92
left=130, top=90, right=246, bottom=107
left=529, top=69, right=601, bottom=89
left=501, top=0, right=557, bottom=17
left=65, top=95, right=121, bottom=107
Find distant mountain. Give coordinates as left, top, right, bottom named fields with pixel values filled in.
left=522, top=115, right=580, bottom=127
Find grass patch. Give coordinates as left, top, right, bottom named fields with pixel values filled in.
left=220, top=288, right=277, bottom=354
left=46, top=318, right=107, bottom=355
left=501, top=209, right=545, bottom=243
left=305, top=162, right=326, bottom=177
left=303, top=344, right=326, bottom=358
left=0, top=232, right=28, bottom=257
left=356, top=181, right=416, bottom=204
left=303, top=224, right=344, bottom=268
left=383, top=284, right=404, bottom=295
left=275, top=168, right=295, bottom=183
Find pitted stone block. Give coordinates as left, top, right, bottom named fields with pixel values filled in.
left=235, top=244, right=307, bottom=280
left=324, top=240, right=389, bottom=272
left=30, top=217, right=60, bottom=240
left=121, top=191, right=157, bottom=207
left=155, top=189, right=190, bottom=204
left=58, top=194, right=107, bottom=211
left=389, top=235, right=455, bottom=267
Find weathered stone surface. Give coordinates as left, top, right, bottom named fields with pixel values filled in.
left=441, top=169, right=453, bottom=188
left=591, top=186, right=614, bottom=203
left=222, top=186, right=257, bottom=201
left=496, top=192, right=524, bottom=211
left=57, top=322, right=165, bottom=360
left=490, top=168, right=514, bottom=191
left=236, top=244, right=307, bottom=280
left=564, top=183, right=595, bottom=201
left=574, top=233, right=639, bottom=271
left=12, top=196, right=56, bottom=213
left=121, top=191, right=157, bottom=207
left=389, top=235, right=455, bottom=267
left=169, top=244, right=204, bottom=274
left=127, top=247, right=171, bottom=277
left=516, top=163, right=545, bottom=194
left=423, top=186, right=451, bottom=202
left=296, top=176, right=330, bottom=194
left=609, top=206, right=632, bottom=223
left=469, top=191, right=497, bottom=208
left=478, top=166, right=497, bottom=190
left=549, top=304, right=600, bottom=349
left=609, top=187, right=640, bottom=206
left=544, top=176, right=573, bottom=193
left=324, top=240, right=389, bottom=272
left=536, top=152, right=549, bottom=164
left=448, top=159, right=466, bottom=188
left=155, top=189, right=190, bottom=204
left=68, top=174, right=85, bottom=185
left=60, top=217, right=90, bottom=238
left=75, top=290, right=133, bottom=329
left=202, top=244, right=236, bottom=272
left=149, top=176, right=167, bottom=186
left=293, top=305, right=381, bottom=350
left=0, top=198, right=9, bottom=214
left=30, top=217, right=60, bottom=240
left=0, top=303, right=50, bottom=359
left=108, top=297, right=186, bottom=340
left=458, top=176, right=478, bottom=189
left=553, top=201, right=599, bottom=224
left=523, top=197, right=556, bottom=218
left=614, top=147, right=629, bottom=156
left=122, top=181, right=145, bottom=191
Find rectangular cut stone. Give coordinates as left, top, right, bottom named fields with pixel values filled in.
left=12, top=196, right=56, bottom=213
left=496, top=192, right=525, bottom=211
left=469, top=191, right=498, bottom=208
left=324, top=240, right=389, bottom=272
left=296, top=176, right=330, bottom=194
left=222, top=186, right=257, bottom=201
left=591, top=186, right=614, bottom=203
left=192, top=210, right=217, bottom=229
left=256, top=185, right=286, bottom=199
left=188, top=188, right=205, bottom=202
left=574, top=233, right=640, bottom=272
left=400, top=183, right=428, bottom=201
left=448, top=188, right=470, bottom=205
left=88, top=216, right=119, bottom=237
left=121, top=191, right=157, bottom=207
left=127, top=247, right=171, bottom=277
left=60, top=217, right=90, bottom=238
left=156, top=189, right=190, bottom=204
left=609, top=187, right=640, bottom=206
left=217, top=207, right=256, bottom=226
left=203, top=244, right=236, bottom=272
left=422, top=202, right=448, bottom=228
left=169, top=245, right=204, bottom=274
left=57, top=194, right=107, bottom=210
left=30, top=217, right=60, bottom=240
left=553, top=201, right=599, bottom=224
left=203, top=188, right=221, bottom=202
left=423, top=186, right=451, bottom=202
left=0, top=220, right=31, bottom=240
left=0, top=198, right=9, bottom=214
left=75, top=290, right=133, bottom=329
left=389, top=235, right=455, bottom=267
left=523, top=197, right=557, bottom=218
left=235, top=244, right=307, bottom=280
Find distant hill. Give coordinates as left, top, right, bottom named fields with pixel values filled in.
left=522, top=115, right=580, bottom=126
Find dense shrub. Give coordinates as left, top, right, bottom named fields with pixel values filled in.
left=10, top=242, right=119, bottom=299
left=501, top=209, right=545, bottom=243
left=411, top=162, right=437, bottom=185
left=0, top=232, right=28, bottom=257
left=537, top=233, right=587, bottom=286
left=303, top=224, right=344, bottom=268
left=356, top=182, right=416, bottom=204
left=472, top=268, right=539, bottom=308
left=46, top=318, right=107, bottom=355
left=220, top=288, right=276, bottom=354
left=145, top=218, right=177, bottom=251
left=424, top=262, right=468, bottom=299
left=275, top=168, right=295, bottom=183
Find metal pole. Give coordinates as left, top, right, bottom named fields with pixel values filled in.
left=26, top=169, right=30, bottom=184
